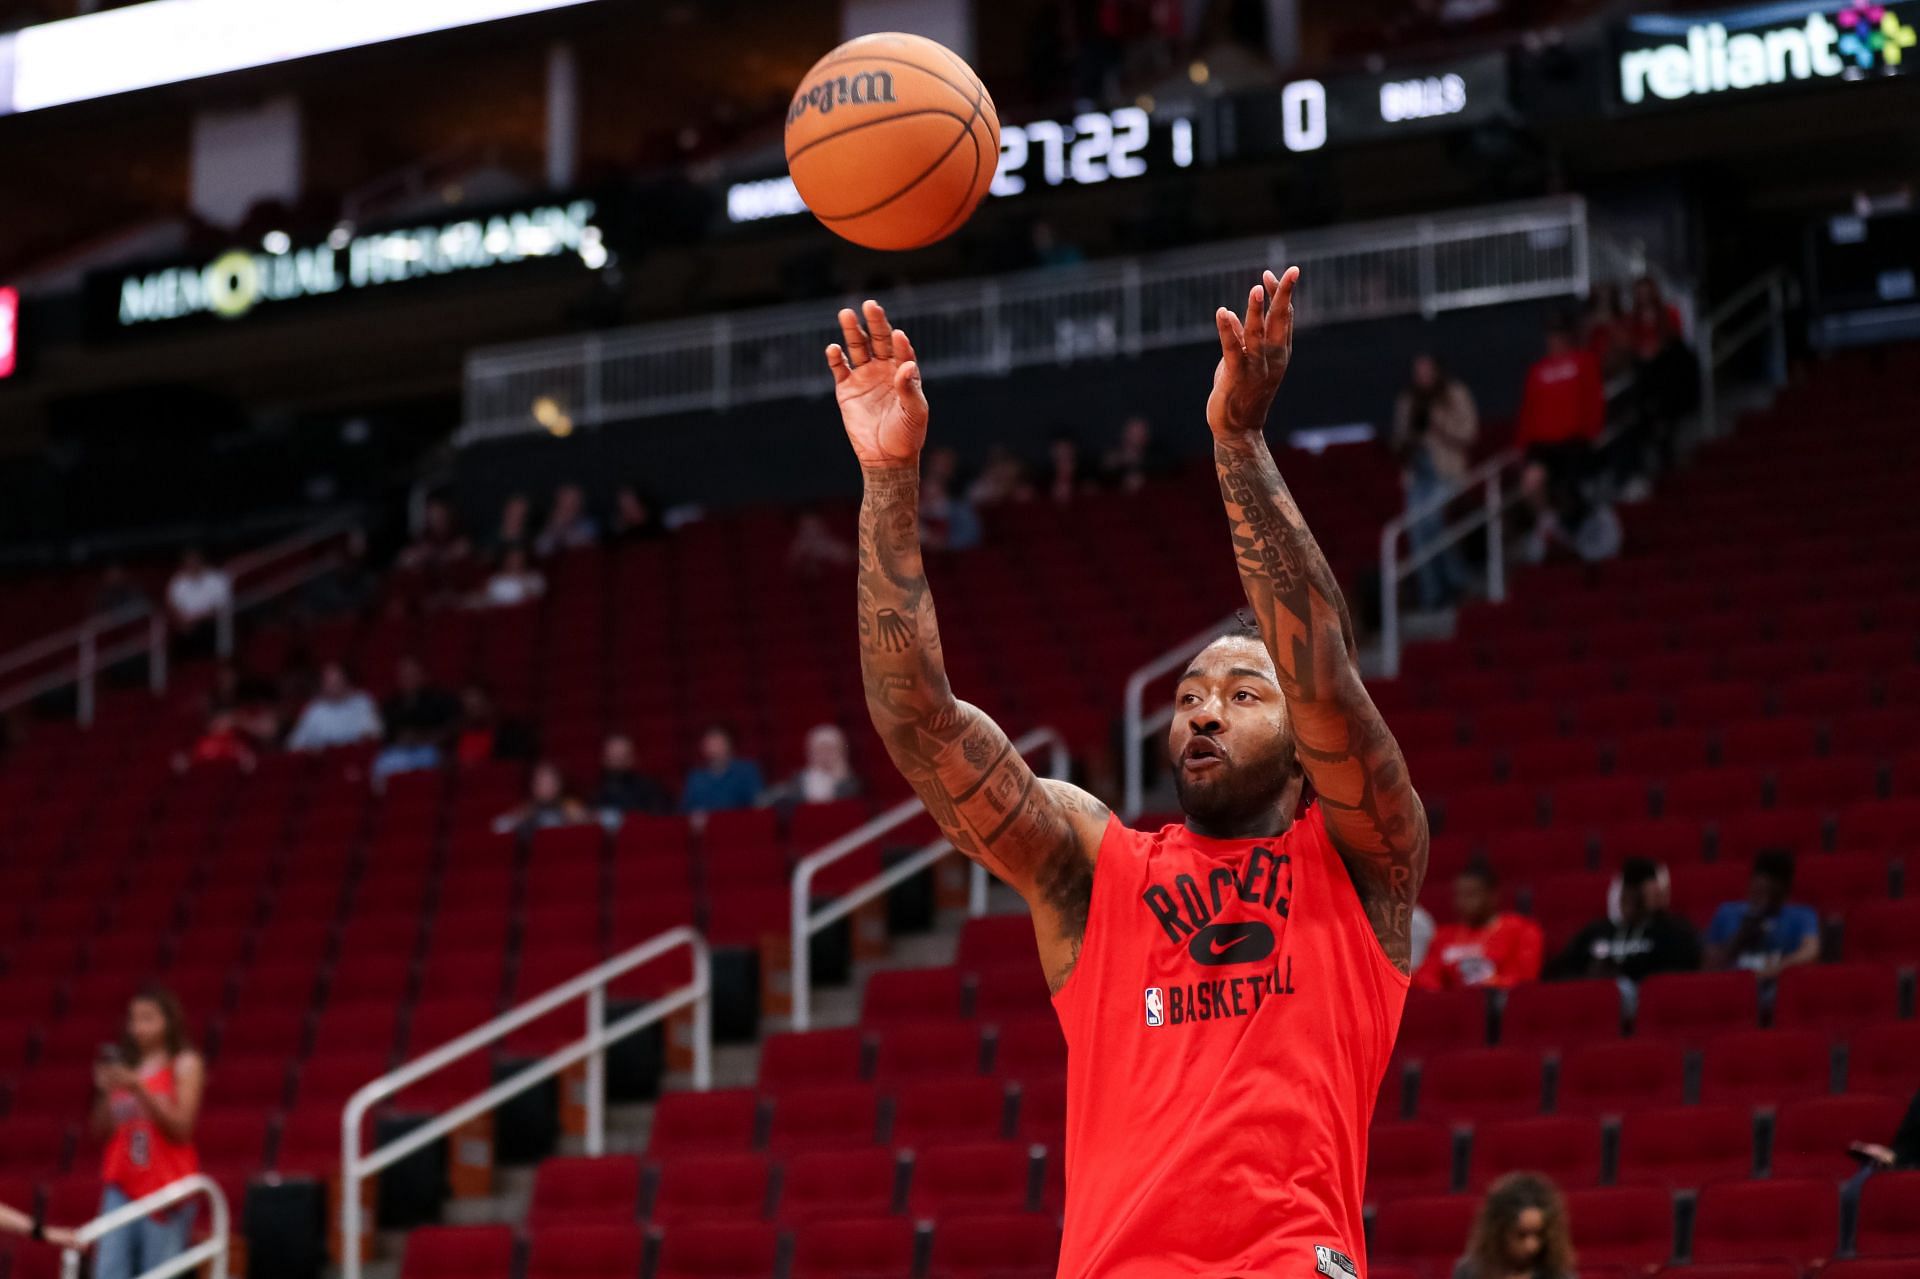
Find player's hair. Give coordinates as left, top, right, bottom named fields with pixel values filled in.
left=1466, top=1171, right=1576, bottom=1277
left=701, top=722, right=737, bottom=747
left=1459, top=859, right=1498, bottom=888
left=1752, top=848, right=1796, bottom=887
left=1619, top=856, right=1660, bottom=888
left=121, top=984, right=193, bottom=1062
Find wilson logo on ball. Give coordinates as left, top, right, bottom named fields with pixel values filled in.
left=786, top=70, right=898, bottom=125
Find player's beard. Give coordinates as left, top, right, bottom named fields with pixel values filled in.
left=1172, top=732, right=1299, bottom=830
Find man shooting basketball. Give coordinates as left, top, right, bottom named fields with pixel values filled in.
left=827, top=266, right=1427, bottom=1279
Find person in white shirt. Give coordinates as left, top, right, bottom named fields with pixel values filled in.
left=286, top=663, right=383, bottom=752
left=478, top=547, right=546, bottom=609
left=165, top=550, right=231, bottom=629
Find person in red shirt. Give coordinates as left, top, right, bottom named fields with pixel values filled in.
left=92, top=986, right=204, bottom=1279
left=1514, top=322, right=1607, bottom=558
left=1414, top=864, right=1544, bottom=991
left=826, top=270, right=1428, bottom=1278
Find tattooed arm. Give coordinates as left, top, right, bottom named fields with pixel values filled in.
left=1205, top=269, right=1430, bottom=973
left=827, top=301, right=1110, bottom=992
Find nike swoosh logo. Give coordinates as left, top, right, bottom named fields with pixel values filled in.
left=1209, top=934, right=1251, bottom=955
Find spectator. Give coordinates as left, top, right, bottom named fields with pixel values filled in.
left=1513, top=322, right=1607, bottom=562
left=920, top=447, right=982, bottom=551
left=493, top=492, right=533, bottom=554
left=371, top=657, right=458, bottom=788
left=1390, top=354, right=1480, bottom=610
left=610, top=485, right=665, bottom=542
left=681, top=724, right=765, bottom=815
left=303, top=527, right=380, bottom=617
left=1410, top=902, right=1437, bottom=973
left=593, top=733, right=673, bottom=817
left=164, top=549, right=231, bottom=654
left=1546, top=857, right=1701, bottom=993
left=1453, top=1172, right=1576, bottom=1279
left=0, top=1201, right=78, bottom=1249
left=1582, top=282, right=1631, bottom=377
left=92, top=986, right=203, bottom=1279
left=1705, top=849, right=1821, bottom=975
left=398, top=497, right=471, bottom=572
left=453, top=684, right=538, bottom=766
left=1413, top=865, right=1543, bottom=991
left=788, top=512, right=856, bottom=577
left=766, top=724, right=864, bottom=808
left=1850, top=1085, right=1920, bottom=1173
left=479, top=547, right=547, bottom=609
left=1618, top=276, right=1696, bottom=491
left=1046, top=432, right=1090, bottom=505
left=493, top=761, right=592, bottom=835
left=534, top=483, right=600, bottom=556
left=1100, top=415, right=1168, bottom=494
left=92, top=563, right=149, bottom=617
left=968, top=446, right=1035, bottom=506
left=285, top=662, right=383, bottom=752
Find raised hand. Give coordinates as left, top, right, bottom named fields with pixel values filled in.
left=1207, top=267, right=1299, bottom=442
left=826, top=299, right=928, bottom=470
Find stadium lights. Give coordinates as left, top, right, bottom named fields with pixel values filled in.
left=1, top=0, right=605, bottom=116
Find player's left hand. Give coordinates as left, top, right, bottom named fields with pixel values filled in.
left=826, top=299, right=929, bottom=470
left=1207, top=267, right=1298, bottom=443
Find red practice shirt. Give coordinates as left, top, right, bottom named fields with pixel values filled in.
left=101, top=1058, right=199, bottom=1204
left=1412, top=914, right=1544, bottom=991
left=1514, top=348, right=1606, bottom=446
left=1052, top=806, right=1408, bottom=1279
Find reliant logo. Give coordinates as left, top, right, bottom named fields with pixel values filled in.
left=1620, top=1, right=1914, bottom=105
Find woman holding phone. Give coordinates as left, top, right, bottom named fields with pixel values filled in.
left=90, top=987, right=204, bottom=1279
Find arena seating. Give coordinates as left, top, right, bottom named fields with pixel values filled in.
left=0, top=344, right=1914, bottom=1276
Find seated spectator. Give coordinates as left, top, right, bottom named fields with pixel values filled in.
left=494, top=761, right=592, bottom=835
left=1850, top=1085, right=1920, bottom=1173
left=285, top=663, right=383, bottom=752
left=302, top=527, right=380, bottom=617
left=593, top=733, right=673, bottom=817
left=681, top=724, right=765, bottom=815
left=92, top=563, right=149, bottom=617
left=919, top=447, right=982, bottom=551
left=478, top=547, right=546, bottom=609
left=1705, top=849, right=1821, bottom=975
left=176, top=712, right=260, bottom=774
left=968, top=445, right=1034, bottom=506
left=1046, top=431, right=1090, bottom=504
left=1100, top=416, right=1168, bottom=493
left=1413, top=864, right=1543, bottom=991
left=1546, top=857, right=1701, bottom=992
left=788, top=512, right=856, bottom=577
left=534, top=483, right=600, bottom=556
left=398, top=497, right=471, bottom=572
left=371, top=657, right=458, bottom=788
left=765, top=724, right=864, bottom=808
left=165, top=549, right=231, bottom=654
left=1582, top=282, right=1630, bottom=377
left=1391, top=354, right=1480, bottom=610
left=1454, top=1172, right=1575, bottom=1279
left=1618, top=275, right=1697, bottom=491
left=610, top=485, right=665, bottom=542
left=1513, top=322, right=1606, bottom=562
left=492, top=492, right=532, bottom=554
left=453, top=684, right=538, bottom=766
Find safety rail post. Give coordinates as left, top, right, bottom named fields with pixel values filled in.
left=789, top=728, right=1068, bottom=1033
left=76, top=626, right=96, bottom=726
left=1697, top=268, right=1791, bottom=440
left=60, top=1173, right=229, bottom=1279
left=341, top=927, right=710, bottom=1279
left=148, top=612, right=168, bottom=693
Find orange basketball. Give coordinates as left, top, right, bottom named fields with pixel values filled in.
left=784, top=32, right=1000, bottom=251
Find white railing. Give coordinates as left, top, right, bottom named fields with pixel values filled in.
left=1376, top=449, right=1521, bottom=679
left=60, top=1173, right=229, bottom=1279
left=341, top=926, right=711, bottom=1279
left=0, top=514, right=359, bottom=724
left=789, top=728, right=1069, bottom=1032
left=460, top=196, right=1593, bottom=441
left=1698, top=268, right=1790, bottom=437
left=1121, top=620, right=1240, bottom=821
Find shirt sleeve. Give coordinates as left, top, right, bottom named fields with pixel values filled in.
left=1706, top=903, right=1739, bottom=946
left=1492, top=916, right=1543, bottom=987
left=1781, top=905, right=1821, bottom=950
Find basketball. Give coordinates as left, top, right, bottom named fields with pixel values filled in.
left=784, top=32, right=1000, bottom=251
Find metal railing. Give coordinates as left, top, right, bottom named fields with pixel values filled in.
left=341, top=927, right=711, bottom=1279
left=59, top=1173, right=229, bottom=1279
left=460, top=196, right=1593, bottom=442
left=0, top=513, right=358, bottom=724
left=1698, top=268, right=1790, bottom=437
left=1376, top=449, right=1520, bottom=679
left=789, top=728, right=1069, bottom=1032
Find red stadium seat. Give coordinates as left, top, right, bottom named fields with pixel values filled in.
left=1396, top=988, right=1491, bottom=1055
left=767, top=1085, right=882, bottom=1153
left=647, top=1089, right=761, bottom=1155
left=1770, top=1095, right=1907, bottom=1181
left=528, top=1155, right=642, bottom=1228
left=1498, top=980, right=1621, bottom=1050
left=777, top=1148, right=902, bottom=1223
left=862, top=967, right=967, bottom=1025
left=1697, top=1029, right=1834, bottom=1107
left=647, top=1153, right=771, bottom=1224
left=1413, top=1047, right=1545, bottom=1124
left=890, top=1079, right=1009, bottom=1147
left=1467, top=1116, right=1603, bottom=1191
left=872, top=1022, right=986, bottom=1083
left=1843, top=901, right=1920, bottom=963
left=1366, top=1123, right=1455, bottom=1203
left=789, top=1217, right=918, bottom=1279
left=1654, top=1266, right=1799, bottom=1279
left=652, top=1221, right=782, bottom=1279
left=524, top=1223, right=644, bottom=1279
left=1774, top=963, right=1903, bottom=1038
left=906, top=1141, right=1035, bottom=1216
left=1633, top=970, right=1759, bottom=1042
left=1855, top=1173, right=1920, bottom=1258
left=1826, top=1263, right=1920, bottom=1279
left=1661, top=767, right=1766, bottom=820
left=1689, top=1179, right=1839, bottom=1267
left=400, top=1226, right=516, bottom=1279
left=1563, top=1187, right=1675, bottom=1268
left=1370, top=1194, right=1479, bottom=1273
left=971, top=963, right=1052, bottom=1021
left=758, top=1029, right=869, bottom=1093
left=1849, top=1023, right=1920, bottom=1097
left=1557, top=1040, right=1687, bottom=1116
left=1614, top=1104, right=1755, bottom=1187
left=989, top=1016, right=1066, bottom=1084
left=956, top=914, right=1040, bottom=970
left=926, top=1212, right=1060, bottom=1279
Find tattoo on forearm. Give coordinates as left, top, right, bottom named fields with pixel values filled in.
left=1213, top=436, right=1428, bottom=972
left=855, top=465, right=1105, bottom=989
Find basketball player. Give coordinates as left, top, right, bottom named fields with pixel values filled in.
left=827, top=266, right=1426, bottom=1278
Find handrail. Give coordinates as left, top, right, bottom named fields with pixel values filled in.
left=788, top=728, right=1069, bottom=1032
left=1698, top=267, right=1790, bottom=437
left=1376, top=448, right=1522, bottom=679
left=341, top=926, right=711, bottom=1279
left=60, top=1173, right=229, bottom=1279
left=1121, top=619, right=1242, bottom=821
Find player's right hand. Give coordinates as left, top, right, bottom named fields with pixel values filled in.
left=827, top=299, right=928, bottom=469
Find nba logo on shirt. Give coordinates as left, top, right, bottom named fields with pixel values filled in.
left=1144, top=987, right=1165, bottom=1027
